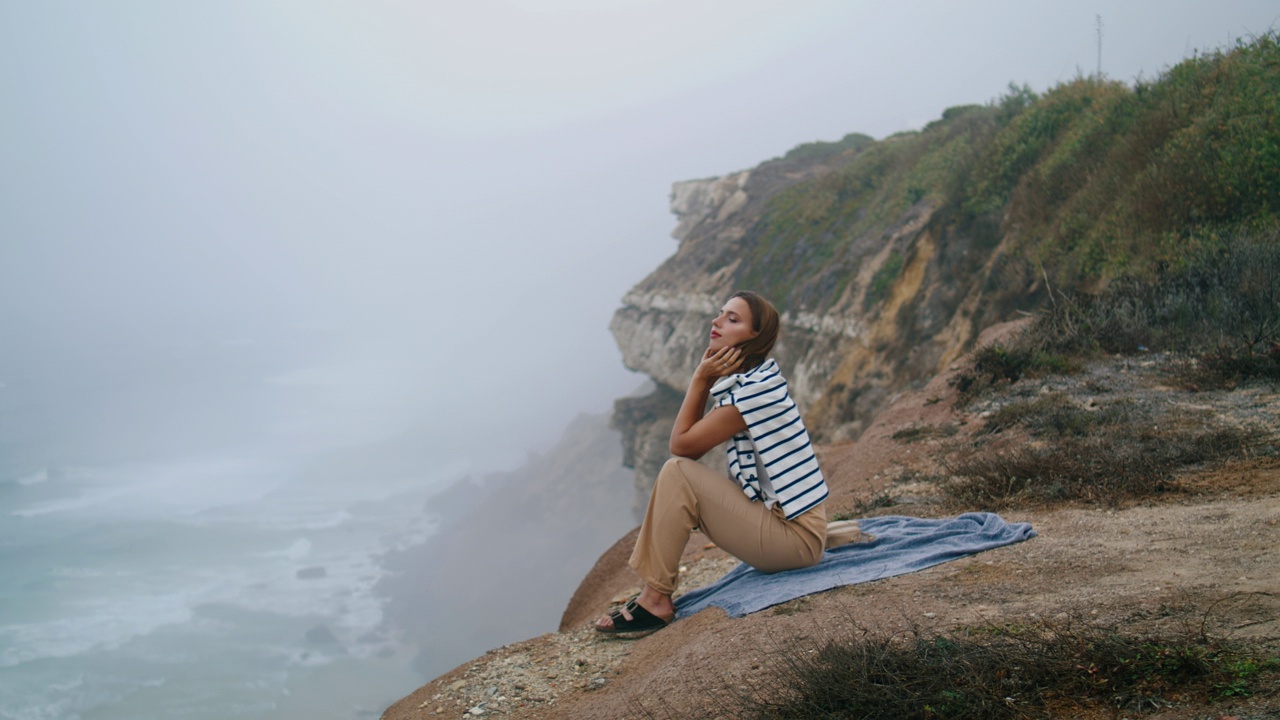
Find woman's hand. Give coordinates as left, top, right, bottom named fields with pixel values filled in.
left=695, top=346, right=744, bottom=383
left=671, top=345, right=748, bottom=459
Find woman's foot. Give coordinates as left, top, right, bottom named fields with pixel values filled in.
left=594, top=586, right=675, bottom=635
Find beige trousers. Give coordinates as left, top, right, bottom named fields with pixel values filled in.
left=629, top=457, right=827, bottom=595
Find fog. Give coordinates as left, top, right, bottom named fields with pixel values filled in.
left=3, top=1, right=1277, bottom=468
left=1, top=2, right=1277, bottom=718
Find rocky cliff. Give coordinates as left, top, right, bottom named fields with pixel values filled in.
left=611, top=34, right=1280, bottom=503
left=382, top=34, right=1280, bottom=719
left=610, top=135, right=1036, bottom=506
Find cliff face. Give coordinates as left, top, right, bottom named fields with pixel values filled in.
left=383, top=38, right=1280, bottom=719
left=610, top=34, right=1280, bottom=502
left=610, top=139, right=1038, bottom=505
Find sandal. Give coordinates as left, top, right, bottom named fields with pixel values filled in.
left=595, top=599, right=673, bottom=636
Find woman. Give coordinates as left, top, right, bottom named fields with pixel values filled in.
left=595, top=290, right=830, bottom=635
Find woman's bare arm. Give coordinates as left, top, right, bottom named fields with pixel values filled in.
left=669, top=346, right=748, bottom=460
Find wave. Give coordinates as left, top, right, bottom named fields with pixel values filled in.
left=0, top=589, right=198, bottom=668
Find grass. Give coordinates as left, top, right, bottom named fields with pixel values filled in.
left=978, top=393, right=1139, bottom=437
left=865, top=250, right=905, bottom=308
left=941, top=424, right=1265, bottom=507
left=890, top=424, right=959, bottom=443
left=730, top=33, right=1280, bottom=314
left=725, top=615, right=1280, bottom=719
left=953, top=229, right=1280, bottom=400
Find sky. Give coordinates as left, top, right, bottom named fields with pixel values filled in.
left=2, top=0, right=1277, bottom=470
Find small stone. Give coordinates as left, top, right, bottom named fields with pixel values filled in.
left=485, top=686, right=498, bottom=696
left=468, top=706, right=485, bottom=716
left=610, top=589, right=640, bottom=604
left=448, top=680, right=466, bottom=692
left=587, top=677, right=607, bottom=690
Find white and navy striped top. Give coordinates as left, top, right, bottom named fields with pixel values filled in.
left=710, top=358, right=828, bottom=520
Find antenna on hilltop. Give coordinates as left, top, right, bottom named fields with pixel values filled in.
left=1095, top=14, right=1104, bottom=78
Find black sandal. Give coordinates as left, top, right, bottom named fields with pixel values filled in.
left=595, top=599, right=672, bottom=636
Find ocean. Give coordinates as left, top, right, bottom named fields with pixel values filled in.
left=0, top=332, right=483, bottom=720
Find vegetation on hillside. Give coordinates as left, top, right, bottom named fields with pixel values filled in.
left=955, top=230, right=1280, bottom=391
left=739, top=33, right=1280, bottom=312
left=720, top=616, right=1280, bottom=719
left=925, top=229, right=1278, bottom=508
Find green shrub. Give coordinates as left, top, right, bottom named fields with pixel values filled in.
left=865, top=251, right=905, bottom=308
left=941, top=425, right=1265, bottom=507
left=729, top=617, right=1278, bottom=719
left=731, top=33, right=1280, bottom=324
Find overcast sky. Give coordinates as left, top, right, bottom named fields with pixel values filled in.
left=2, top=1, right=1277, bottom=467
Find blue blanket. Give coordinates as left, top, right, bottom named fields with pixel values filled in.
left=674, top=513, right=1036, bottom=619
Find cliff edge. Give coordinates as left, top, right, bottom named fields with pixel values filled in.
left=383, top=36, right=1280, bottom=719
left=383, top=331, right=1280, bottom=719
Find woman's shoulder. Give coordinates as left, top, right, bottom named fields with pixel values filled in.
left=741, top=358, right=783, bottom=385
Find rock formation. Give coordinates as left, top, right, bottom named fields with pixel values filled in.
left=610, top=136, right=1042, bottom=508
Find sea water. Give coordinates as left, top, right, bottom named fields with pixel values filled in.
left=0, top=335, right=476, bottom=720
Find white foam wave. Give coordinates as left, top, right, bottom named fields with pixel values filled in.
left=0, top=590, right=198, bottom=668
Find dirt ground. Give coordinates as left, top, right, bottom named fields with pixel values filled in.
left=382, top=346, right=1280, bottom=720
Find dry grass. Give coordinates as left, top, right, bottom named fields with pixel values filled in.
left=942, top=424, right=1267, bottom=508
left=952, top=231, right=1280, bottom=402
left=724, top=612, right=1280, bottom=719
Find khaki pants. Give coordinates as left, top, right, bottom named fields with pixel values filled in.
left=629, top=457, right=827, bottom=595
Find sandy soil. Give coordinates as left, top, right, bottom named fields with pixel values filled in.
left=382, top=341, right=1280, bottom=720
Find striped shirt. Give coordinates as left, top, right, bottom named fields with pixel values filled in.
left=709, top=358, right=828, bottom=520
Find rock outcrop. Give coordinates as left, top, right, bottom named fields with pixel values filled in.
left=610, top=140, right=1041, bottom=507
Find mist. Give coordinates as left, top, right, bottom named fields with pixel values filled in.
left=2, top=1, right=1277, bottom=718
left=4, top=1, right=1277, bottom=466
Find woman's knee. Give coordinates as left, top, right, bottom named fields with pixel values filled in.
left=656, top=457, right=696, bottom=488
left=660, top=457, right=684, bottom=475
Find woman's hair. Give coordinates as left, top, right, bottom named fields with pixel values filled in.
left=730, top=290, right=780, bottom=371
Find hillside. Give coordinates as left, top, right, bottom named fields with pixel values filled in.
left=383, top=333, right=1279, bottom=719
left=381, top=35, right=1280, bottom=719
left=612, top=33, right=1280, bottom=508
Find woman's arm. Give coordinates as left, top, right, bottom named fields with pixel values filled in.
left=669, top=346, right=748, bottom=460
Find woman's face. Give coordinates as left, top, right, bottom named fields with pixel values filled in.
left=708, top=297, right=759, bottom=351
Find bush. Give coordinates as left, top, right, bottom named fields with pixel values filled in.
left=980, top=393, right=1139, bottom=437
left=731, top=34, right=1280, bottom=317
left=954, top=230, right=1280, bottom=397
left=950, top=346, right=1078, bottom=402
left=941, top=425, right=1265, bottom=507
left=731, top=616, right=1279, bottom=719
